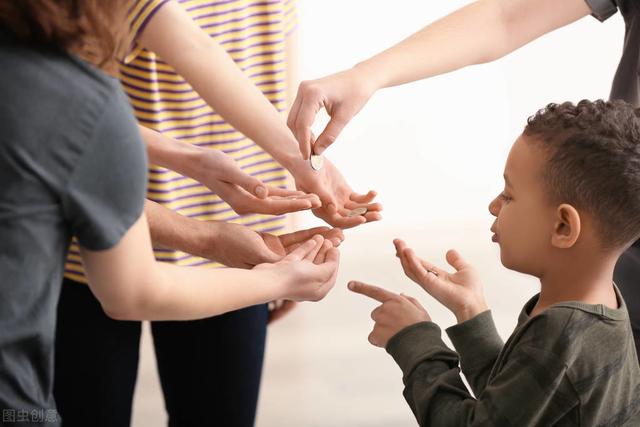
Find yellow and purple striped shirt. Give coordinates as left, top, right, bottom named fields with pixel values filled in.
left=64, top=0, right=297, bottom=282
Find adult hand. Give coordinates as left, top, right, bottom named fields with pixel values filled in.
left=255, top=236, right=341, bottom=302
left=287, top=68, right=376, bottom=159
left=292, top=157, right=383, bottom=229
left=348, top=281, right=430, bottom=348
left=195, top=148, right=321, bottom=215
left=203, top=222, right=344, bottom=269
left=393, top=239, right=488, bottom=323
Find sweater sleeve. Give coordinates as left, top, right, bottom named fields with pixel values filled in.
left=386, top=322, right=579, bottom=426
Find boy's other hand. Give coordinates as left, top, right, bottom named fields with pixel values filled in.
left=348, top=281, right=430, bottom=348
left=393, top=239, right=489, bottom=323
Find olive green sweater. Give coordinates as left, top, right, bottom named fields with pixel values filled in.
left=387, top=287, right=640, bottom=426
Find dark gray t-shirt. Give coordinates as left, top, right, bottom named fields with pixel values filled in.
left=587, top=0, right=640, bottom=105
left=0, top=29, right=147, bottom=425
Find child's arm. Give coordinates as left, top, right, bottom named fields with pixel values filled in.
left=140, top=125, right=321, bottom=216
left=393, top=239, right=503, bottom=393
left=388, top=321, right=576, bottom=426
left=348, top=281, right=578, bottom=425
left=287, top=0, right=592, bottom=158
left=348, top=280, right=500, bottom=397
left=80, top=213, right=340, bottom=320
left=135, top=1, right=382, bottom=229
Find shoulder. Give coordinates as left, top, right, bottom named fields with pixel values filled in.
left=518, top=304, right=631, bottom=366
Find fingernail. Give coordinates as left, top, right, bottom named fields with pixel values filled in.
left=347, top=282, right=355, bottom=290
left=255, top=186, right=267, bottom=198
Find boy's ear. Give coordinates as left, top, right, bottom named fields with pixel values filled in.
left=551, top=204, right=581, bottom=249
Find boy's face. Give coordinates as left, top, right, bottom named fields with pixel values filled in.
left=488, top=135, right=556, bottom=275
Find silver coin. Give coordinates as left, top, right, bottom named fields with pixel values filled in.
left=310, top=154, right=324, bottom=171
left=347, top=207, right=368, bottom=217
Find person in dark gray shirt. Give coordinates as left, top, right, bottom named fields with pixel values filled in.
left=0, top=3, right=342, bottom=424
left=286, top=0, right=640, bottom=360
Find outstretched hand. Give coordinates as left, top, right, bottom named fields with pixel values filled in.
left=255, top=235, right=341, bottom=302
left=393, top=239, right=488, bottom=323
left=197, top=148, right=321, bottom=215
left=293, top=157, right=383, bottom=229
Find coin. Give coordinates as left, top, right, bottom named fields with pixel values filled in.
left=347, top=207, right=368, bottom=217
left=310, top=154, right=324, bottom=171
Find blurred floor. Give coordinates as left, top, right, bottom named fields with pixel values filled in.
left=131, top=222, right=538, bottom=427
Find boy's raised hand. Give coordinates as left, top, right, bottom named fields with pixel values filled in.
left=393, top=239, right=488, bottom=323
left=348, top=281, right=430, bottom=348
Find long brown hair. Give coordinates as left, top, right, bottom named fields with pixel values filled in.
left=0, top=0, right=130, bottom=71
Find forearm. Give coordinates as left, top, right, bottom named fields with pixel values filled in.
left=446, top=310, right=503, bottom=396
left=138, top=2, right=302, bottom=170
left=174, top=44, right=301, bottom=169
left=144, top=199, right=217, bottom=260
left=140, top=125, right=209, bottom=182
left=132, top=262, right=281, bottom=320
left=355, top=0, right=590, bottom=90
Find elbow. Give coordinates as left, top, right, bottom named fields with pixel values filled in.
left=102, top=302, right=144, bottom=321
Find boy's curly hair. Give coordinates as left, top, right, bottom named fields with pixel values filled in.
left=524, top=99, right=640, bottom=249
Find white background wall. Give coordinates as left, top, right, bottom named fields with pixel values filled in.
left=296, top=0, right=624, bottom=229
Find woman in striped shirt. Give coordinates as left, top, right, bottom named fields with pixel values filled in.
left=54, top=1, right=382, bottom=427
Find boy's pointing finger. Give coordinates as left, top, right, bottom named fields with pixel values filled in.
left=348, top=281, right=397, bottom=303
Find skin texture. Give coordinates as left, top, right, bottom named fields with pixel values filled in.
left=137, top=2, right=382, bottom=229
left=349, top=134, right=621, bottom=348
left=80, top=215, right=342, bottom=321
left=287, top=0, right=591, bottom=158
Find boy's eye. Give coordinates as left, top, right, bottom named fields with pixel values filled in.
left=499, top=193, right=512, bottom=202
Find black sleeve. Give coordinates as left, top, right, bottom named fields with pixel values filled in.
left=62, top=86, right=148, bottom=251
left=585, top=0, right=619, bottom=22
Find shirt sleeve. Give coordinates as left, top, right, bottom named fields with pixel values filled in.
left=585, top=0, right=619, bottom=22
left=123, top=0, right=172, bottom=63
left=445, top=310, right=504, bottom=397
left=62, top=85, right=148, bottom=251
left=386, top=322, right=579, bottom=426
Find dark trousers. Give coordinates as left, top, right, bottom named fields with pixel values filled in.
left=54, top=279, right=268, bottom=427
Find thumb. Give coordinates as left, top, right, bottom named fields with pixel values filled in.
left=314, top=114, right=349, bottom=155
left=222, top=161, right=267, bottom=199
left=445, top=249, right=470, bottom=272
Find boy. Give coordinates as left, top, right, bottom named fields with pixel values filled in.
left=350, top=99, right=640, bottom=425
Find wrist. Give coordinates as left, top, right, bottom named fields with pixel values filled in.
left=352, top=60, right=386, bottom=93
left=454, top=301, right=489, bottom=324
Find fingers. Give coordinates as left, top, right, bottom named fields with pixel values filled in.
left=348, top=280, right=397, bottom=303
left=400, top=293, right=425, bottom=311
left=220, top=158, right=268, bottom=199
left=279, top=226, right=330, bottom=247
left=349, top=190, right=377, bottom=204
left=280, top=226, right=345, bottom=249
left=314, top=114, right=348, bottom=156
left=287, top=88, right=312, bottom=160
left=303, top=236, right=325, bottom=261
left=313, top=239, right=333, bottom=264
left=284, top=235, right=324, bottom=261
left=446, top=249, right=470, bottom=272
left=316, top=210, right=367, bottom=229
left=290, top=86, right=322, bottom=161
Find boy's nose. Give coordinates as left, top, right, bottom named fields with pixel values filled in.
left=488, top=197, right=500, bottom=217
